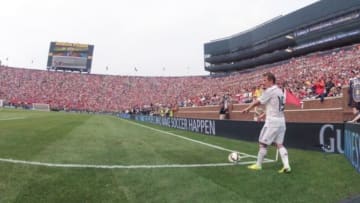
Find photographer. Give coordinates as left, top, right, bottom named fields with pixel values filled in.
left=219, top=94, right=230, bottom=120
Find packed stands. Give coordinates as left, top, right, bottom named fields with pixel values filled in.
left=0, top=44, right=360, bottom=113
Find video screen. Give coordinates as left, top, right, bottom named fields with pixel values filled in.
left=47, top=42, right=94, bottom=73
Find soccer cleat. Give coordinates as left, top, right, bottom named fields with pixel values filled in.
left=278, top=167, right=291, bottom=174
left=247, top=164, right=262, bottom=170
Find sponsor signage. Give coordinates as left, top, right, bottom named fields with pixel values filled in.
left=119, top=114, right=344, bottom=153
left=134, top=115, right=216, bottom=135
left=344, top=123, right=360, bottom=173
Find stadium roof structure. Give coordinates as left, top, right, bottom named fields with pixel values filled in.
left=204, top=0, right=360, bottom=73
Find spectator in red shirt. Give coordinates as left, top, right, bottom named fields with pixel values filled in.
left=314, top=77, right=325, bottom=102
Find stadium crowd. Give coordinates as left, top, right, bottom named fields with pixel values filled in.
left=0, top=44, right=360, bottom=113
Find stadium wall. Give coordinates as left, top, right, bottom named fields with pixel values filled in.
left=119, top=114, right=344, bottom=154
left=175, top=87, right=353, bottom=123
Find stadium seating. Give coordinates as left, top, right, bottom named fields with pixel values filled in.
left=0, top=43, right=359, bottom=118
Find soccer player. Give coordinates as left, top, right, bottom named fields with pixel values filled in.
left=240, top=72, right=291, bottom=173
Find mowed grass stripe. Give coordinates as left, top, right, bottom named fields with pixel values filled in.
left=109, top=168, right=248, bottom=203
left=0, top=112, right=91, bottom=160
left=0, top=111, right=231, bottom=165
left=6, top=166, right=129, bottom=202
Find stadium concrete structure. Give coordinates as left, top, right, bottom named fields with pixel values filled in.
left=204, top=0, right=360, bottom=73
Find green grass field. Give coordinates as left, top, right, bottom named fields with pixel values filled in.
left=0, top=109, right=359, bottom=203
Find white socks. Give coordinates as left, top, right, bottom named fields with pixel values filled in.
left=279, top=147, right=290, bottom=168
left=256, top=147, right=267, bottom=167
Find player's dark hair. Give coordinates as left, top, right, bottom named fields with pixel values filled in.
left=263, top=72, right=276, bottom=84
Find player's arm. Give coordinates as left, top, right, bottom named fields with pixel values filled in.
left=348, top=112, right=360, bottom=123
left=258, top=112, right=266, bottom=120
left=240, top=99, right=261, bottom=113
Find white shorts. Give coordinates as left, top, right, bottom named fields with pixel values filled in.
left=259, top=126, right=286, bottom=145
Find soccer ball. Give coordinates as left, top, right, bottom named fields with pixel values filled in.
left=228, top=152, right=241, bottom=163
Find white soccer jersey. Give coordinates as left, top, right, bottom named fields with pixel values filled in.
left=257, top=85, right=285, bottom=127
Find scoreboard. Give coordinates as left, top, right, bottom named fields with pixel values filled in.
left=47, top=42, right=94, bottom=73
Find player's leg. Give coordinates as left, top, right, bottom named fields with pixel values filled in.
left=248, top=127, right=271, bottom=170
left=274, top=127, right=291, bottom=173
left=248, top=143, right=267, bottom=170
left=257, top=143, right=268, bottom=167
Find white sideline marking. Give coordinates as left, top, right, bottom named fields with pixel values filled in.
left=0, top=158, right=274, bottom=169
left=0, top=117, right=26, bottom=121
left=121, top=119, right=275, bottom=162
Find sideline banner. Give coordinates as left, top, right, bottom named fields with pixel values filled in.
left=119, top=114, right=344, bottom=153
left=209, top=120, right=344, bottom=153
left=133, top=115, right=216, bottom=136
left=344, top=123, right=360, bottom=173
